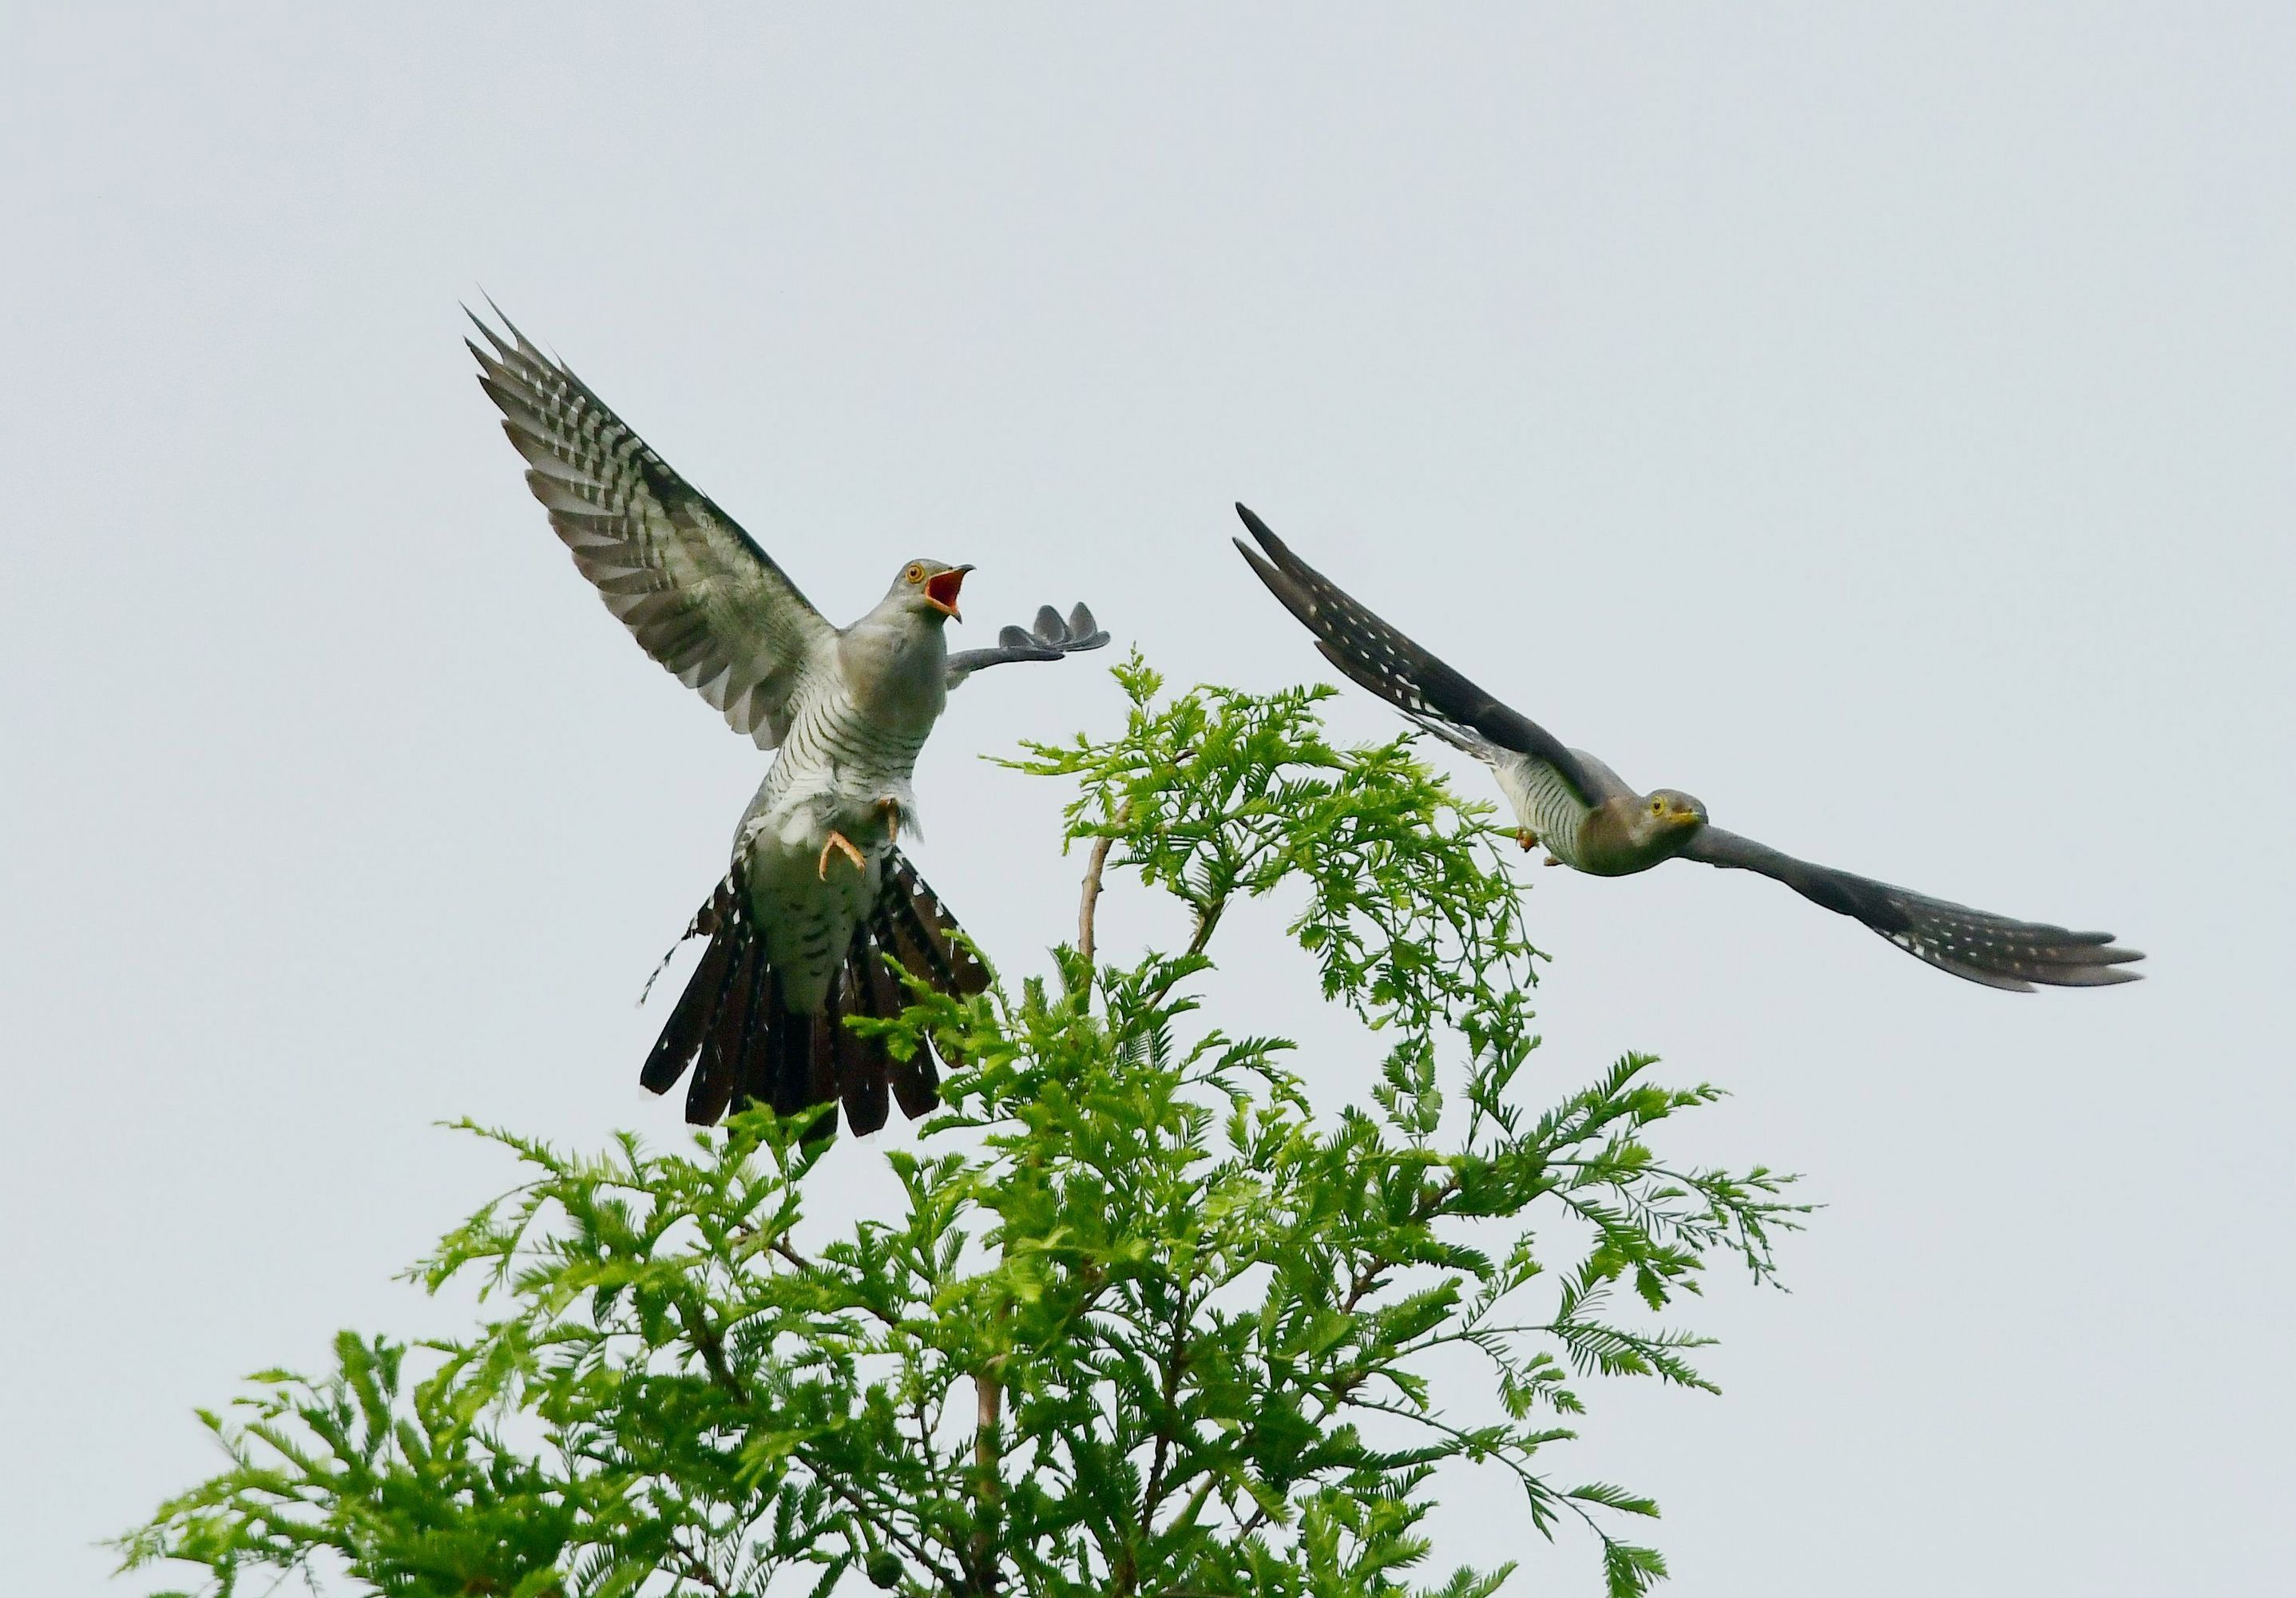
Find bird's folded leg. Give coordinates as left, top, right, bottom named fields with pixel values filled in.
left=875, top=797, right=902, bottom=846
left=1542, top=854, right=1563, bottom=867
left=1517, top=828, right=1538, bottom=852
left=818, top=831, right=867, bottom=879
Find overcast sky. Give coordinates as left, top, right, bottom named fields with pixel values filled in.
left=5, top=6, right=2291, bottom=1593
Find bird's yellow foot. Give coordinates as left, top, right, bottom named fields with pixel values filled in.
left=875, top=797, right=902, bottom=845
left=817, top=830, right=867, bottom=879
left=1542, top=854, right=1563, bottom=867
left=1517, top=828, right=1538, bottom=852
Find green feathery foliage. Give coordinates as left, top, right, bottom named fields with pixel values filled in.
left=120, top=657, right=1804, bottom=1598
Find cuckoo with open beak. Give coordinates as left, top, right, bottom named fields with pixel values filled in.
left=1234, top=505, right=2140, bottom=992
left=468, top=307, right=1108, bottom=1131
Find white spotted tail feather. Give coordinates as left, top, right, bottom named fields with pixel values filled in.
left=641, top=851, right=990, bottom=1133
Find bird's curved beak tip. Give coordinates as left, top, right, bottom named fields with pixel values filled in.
left=926, top=565, right=971, bottom=620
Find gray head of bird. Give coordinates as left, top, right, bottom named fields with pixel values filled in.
left=883, top=558, right=973, bottom=623
left=1632, top=788, right=1709, bottom=853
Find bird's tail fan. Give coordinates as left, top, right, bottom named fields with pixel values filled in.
left=640, top=851, right=989, bottom=1134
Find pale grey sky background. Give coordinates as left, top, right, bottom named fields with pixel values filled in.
left=4, top=5, right=2291, bottom=1593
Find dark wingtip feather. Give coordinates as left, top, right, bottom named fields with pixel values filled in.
left=1231, top=537, right=1322, bottom=641
left=1231, top=534, right=1275, bottom=577
left=463, top=305, right=516, bottom=364
left=474, top=291, right=545, bottom=361
left=2045, top=963, right=2144, bottom=987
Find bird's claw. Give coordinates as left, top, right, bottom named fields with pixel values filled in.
left=1542, top=854, right=1563, bottom=867
left=875, top=797, right=902, bottom=846
left=818, top=831, right=867, bottom=879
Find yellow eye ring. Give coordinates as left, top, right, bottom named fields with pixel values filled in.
left=1650, top=798, right=1665, bottom=815
left=904, top=562, right=926, bottom=584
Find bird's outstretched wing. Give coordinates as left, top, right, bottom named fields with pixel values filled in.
left=468, top=306, right=835, bottom=750
left=946, top=603, right=1111, bottom=688
left=1683, top=827, right=2143, bottom=991
left=1231, top=503, right=1609, bottom=805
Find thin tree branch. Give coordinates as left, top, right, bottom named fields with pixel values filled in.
left=1132, top=1283, right=1195, bottom=1578
left=667, top=1529, right=736, bottom=1596
left=676, top=1303, right=748, bottom=1406
left=1183, top=901, right=1223, bottom=961
left=1078, top=831, right=1118, bottom=966
left=812, top=1467, right=967, bottom=1594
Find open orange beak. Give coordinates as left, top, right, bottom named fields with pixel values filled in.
left=925, top=565, right=971, bottom=620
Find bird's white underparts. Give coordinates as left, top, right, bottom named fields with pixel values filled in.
left=469, top=305, right=1108, bottom=1132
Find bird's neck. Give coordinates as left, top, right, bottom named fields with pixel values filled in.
left=1576, top=797, right=1699, bottom=877
left=839, top=615, right=949, bottom=734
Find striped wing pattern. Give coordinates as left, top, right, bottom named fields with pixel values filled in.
left=1231, top=504, right=1605, bottom=806
left=1685, top=828, right=2143, bottom=991
left=468, top=308, right=835, bottom=749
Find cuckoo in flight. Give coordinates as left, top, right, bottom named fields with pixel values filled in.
left=469, top=309, right=1108, bottom=1132
left=1234, top=506, right=2140, bottom=992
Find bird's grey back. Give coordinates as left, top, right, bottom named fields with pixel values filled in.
left=1564, top=749, right=1636, bottom=804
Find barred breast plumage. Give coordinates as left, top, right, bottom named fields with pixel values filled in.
left=735, top=673, right=938, bottom=1011
left=1494, top=752, right=1596, bottom=868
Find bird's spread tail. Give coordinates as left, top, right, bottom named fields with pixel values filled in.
left=639, top=851, right=990, bottom=1134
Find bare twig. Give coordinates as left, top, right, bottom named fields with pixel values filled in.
left=1078, top=831, right=1116, bottom=965
left=1077, top=801, right=1130, bottom=966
